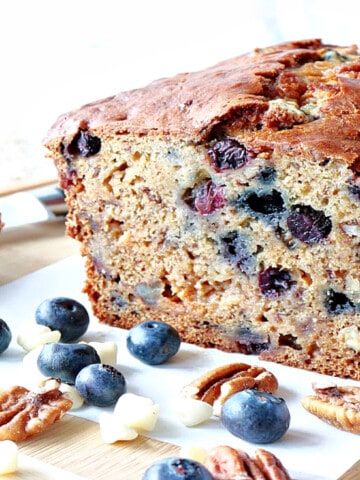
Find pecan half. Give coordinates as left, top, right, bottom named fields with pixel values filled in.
left=0, top=379, right=73, bottom=441
left=253, top=449, right=291, bottom=480
left=204, top=445, right=290, bottom=480
left=301, top=383, right=360, bottom=434
left=182, top=363, right=278, bottom=416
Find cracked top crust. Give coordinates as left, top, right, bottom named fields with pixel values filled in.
left=45, top=39, right=360, bottom=166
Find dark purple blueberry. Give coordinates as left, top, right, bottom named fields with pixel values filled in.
left=0, top=319, right=12, bottom=354
left=235, top=189, right=286, bottom=221
left=183, top=180, right=225, bottom=215
left=75, top=364, right=126, bottom=407
left=207, top=138, right=250, bottom=171
left=127, top=320, right=181, bottom=365
left=37, top=342, right=100, bottom=385
left=236, top=327, right=270, bottom=354
left=324, top=288, right=355, bottom=314
left=35, top=297, right=90, bottom=342
left=66, top=130, right=101, bottom=157
left=259, top=267, right=294, bottom=298
left=257, top=166, right=276, bottom=184
left=110, top=293, right=128, bottom=308
left=143, top=457, right=214, bottom=480
left=286, top=204, right=332, bottom=244
left=348, top=184, right=360, bottom=202
left=221, top=389, right=290, bottom=444
left=219, top=231, right=255, bottom=273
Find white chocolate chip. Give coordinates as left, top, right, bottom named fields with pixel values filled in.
left=17, top=323, right=61, bottom=352
left=179, top=445, right=208, bottom=464
left=339, top=326, right=360, bottom=352
left=113, top=393, right=160, bottom=432
left=59, top=384, right=84, bottom=410
left=172, top=397, right=213, bottom=427
left=0, top=440, right=18, bottom=474
left=99, top=412, right=138, bottom=443
left=87, top=341, right=118, bottom=365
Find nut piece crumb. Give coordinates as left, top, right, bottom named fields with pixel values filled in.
left=301, top=383, right=360, bottom=434
left=204, top=445, right=290, bottom=480
left=182, top=363, right=278, bottom=416
left=0, top=378, right=73, bottom=441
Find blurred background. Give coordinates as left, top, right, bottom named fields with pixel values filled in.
left=0, top=0, right=359, bottom=192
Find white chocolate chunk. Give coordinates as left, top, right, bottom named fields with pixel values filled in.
left=60, top=384, right=84, bottom=410
left=87, top=341, right=118, bottom=365
left=342, top=223, right=360, bottom=237
left=340, top=326, right=360, bottom=352
left=99, top=412, right=138, bottom=443
left=114, top=392, right=155, bottom=411
left=179, top=445, right=208, bottom=464
left=127, top=404, right=160, bottom=432
left=0, top=440, right=18, bottom=474
left=172, top=397, right=213, bottom=427
left=113, top=393, right=160, bottom=432
left=17, top=323, right=61, bottom=351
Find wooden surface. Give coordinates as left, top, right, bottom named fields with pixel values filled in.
left=0, top=218, right=358, bottom=480
left=0, top=219, right=179, bottom=479
left=0, top=220, right=77, bottom=284
left=20, top=416, right=179, bottom=480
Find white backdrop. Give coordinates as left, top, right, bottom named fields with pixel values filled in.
left=0, top=0, right=359, bottom=187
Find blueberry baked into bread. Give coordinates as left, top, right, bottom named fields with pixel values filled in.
left=45, top=39, right=360, bottom=379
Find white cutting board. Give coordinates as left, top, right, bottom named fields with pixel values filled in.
left=0, top=255, right=358, bottom=479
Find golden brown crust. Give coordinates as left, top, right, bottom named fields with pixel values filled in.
left=45, top=39, right=358, bottom=148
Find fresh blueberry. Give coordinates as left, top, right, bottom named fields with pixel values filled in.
left=221, top=389, right=290, bottom=444
left=75, top=364, right=126, bottom=407
left=127, top=320, right=181, bottom=365
left=37, top=342, right=100, bottom=384
left=286, top=204, right=332, bottom=244
left=35, top=297, right=90, bottom=342
left=142, top=457, right=214, bottom=480
left=0, top=319, right=11, bottom=354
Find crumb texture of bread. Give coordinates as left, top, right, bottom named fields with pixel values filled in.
left=45, top=39, right=360, bottom=380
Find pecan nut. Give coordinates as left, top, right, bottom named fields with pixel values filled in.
left=0, top=378, right=73, bottom=441
left=204, top=445, right=290, bottom=480
left=301, top=382, right=360, bottom=434
left=182, top=363, right=278, bottom=416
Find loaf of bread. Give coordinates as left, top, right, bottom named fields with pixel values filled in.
left=45, top=39, right=360, bottom=380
